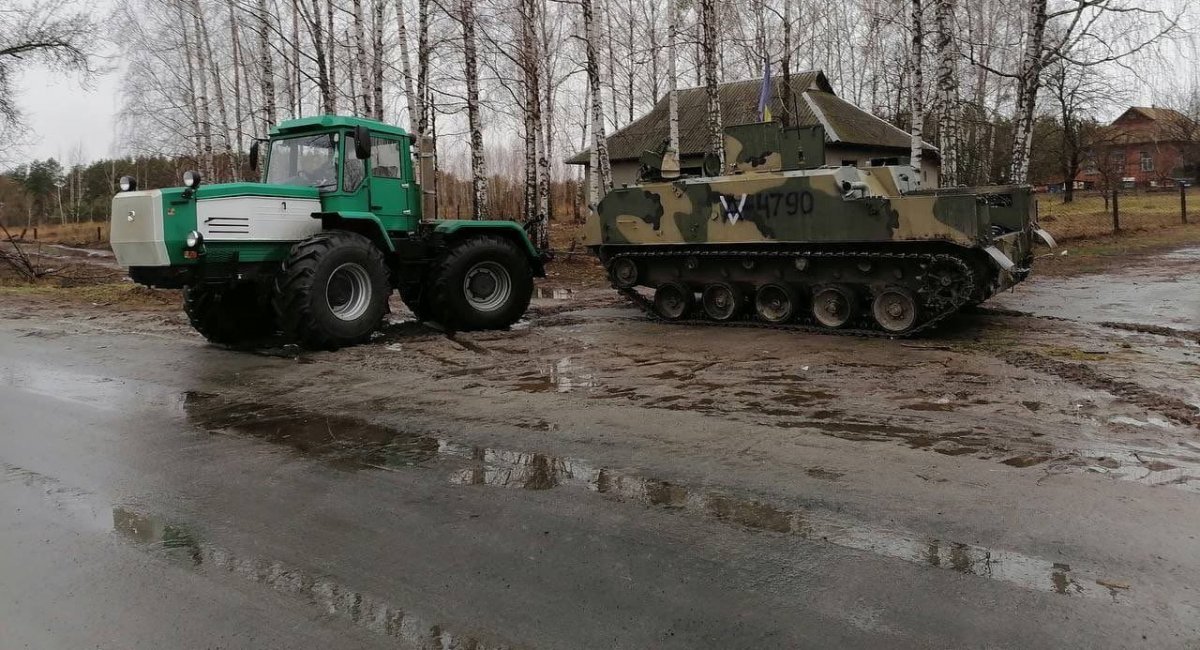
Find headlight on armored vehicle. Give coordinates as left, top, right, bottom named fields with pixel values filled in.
left=119, top=175, right=136, bottom=192
left=183, top=170, right=202, bottom=189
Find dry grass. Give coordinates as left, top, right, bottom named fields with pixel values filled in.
left=1037, top=189, right=1194, bottom=241
left=13, top=221, right=110, bottom=248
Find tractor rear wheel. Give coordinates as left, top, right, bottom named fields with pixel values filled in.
left=274, top=230, right=391, bottom=350
left=427, top=235, right=533, bottom=331
left=183, top=282, right=276, bottom=346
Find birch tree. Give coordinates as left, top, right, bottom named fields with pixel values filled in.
left=582, top=0, right=612, bottom=200
left=461, top=0, right=488, bottom=218
left=933, top=0, right=958, bottom=186
left=908, top=0, right=924, bottom=173
left=699, top=0, right=722, bottom=166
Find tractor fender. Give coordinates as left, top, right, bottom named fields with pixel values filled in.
left=312, top=211, right=394, bottom=252
left=431, top=220, right=545, bottom=276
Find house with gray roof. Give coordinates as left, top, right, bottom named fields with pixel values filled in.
left=566, top=71, right=940, bottom=197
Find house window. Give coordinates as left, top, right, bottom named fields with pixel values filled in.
left=1140, top=151, right=1154, bottom=172
left=1109, top=150, right=1124, bottom=172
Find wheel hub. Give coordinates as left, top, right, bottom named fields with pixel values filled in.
left=463, top=261, right=512, bottom=312
left=326, top=262, right=373, bottom=321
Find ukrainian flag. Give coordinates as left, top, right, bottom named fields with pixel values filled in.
left=758, top=61, right=773, bottom=122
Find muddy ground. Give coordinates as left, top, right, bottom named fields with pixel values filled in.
left=1, top=243, right=1199, bottom=648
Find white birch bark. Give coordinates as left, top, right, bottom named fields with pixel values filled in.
left=371, top=0, right=384, bottom=120
left=188, top=3, right=214, bottom=179
left=909, top=0, right=924, bottom=173
left=351, top=0, right=373, bottom=117
left=1009, top=0, right=1047, bottom=184
left=394, top=0, right=419, bottom=135
left=699, top=0, right=722, bottom=166
left=582, top=0, right=611, bottom=199
left=196, top=0, right=233, bottom=180
left=934, top=0, right=957, bottom=186
left=256, top=0, right=277, bottom=131
left=461, top=0, right=488, bottom=218
left=664, top=0, right=680, bottom=178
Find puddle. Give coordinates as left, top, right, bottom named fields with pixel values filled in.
left=442, top=448, right=1124, bottom=601
left=511, top=357, right=598, bottom=393
left=535, top=287, right=576, bottom=300
left=1, top=362, right=185, bottom=412
left=1, top=462, right=506, bottom=648
left=176, top=395, right=1132, bottom=599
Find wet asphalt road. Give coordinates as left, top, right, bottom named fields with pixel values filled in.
left=3, top=260, right=1200, bottom=647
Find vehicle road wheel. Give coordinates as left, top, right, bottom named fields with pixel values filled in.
left=274, top=230, right=390, bottom=350
left=653, top=282, right=693, bottom=320
left=427, top=235, right=534, bottom=331
left=609, top=257, right=639, bottom=288
left=701, top=283, right=743, bottom=321
left=183, top=282, right=276, bottom=346
left=754, top=283, right=799, bottom=324
left=812, top=285, right=857, bottom=329
left=872, top=287, right=919, bottom=334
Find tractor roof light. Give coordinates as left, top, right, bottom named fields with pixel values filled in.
left=183, top=170, right=202, bottom=189
left=119, top=176, right=137, bottom=192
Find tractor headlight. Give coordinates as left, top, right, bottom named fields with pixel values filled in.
left=119, top=175, right=137, bottom=192
left=183, top=170, right=202, bottom=189
left=185, top=230, right=202, bottom=249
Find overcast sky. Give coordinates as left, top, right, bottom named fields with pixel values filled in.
left=10, top=0, right=1197, bottom=166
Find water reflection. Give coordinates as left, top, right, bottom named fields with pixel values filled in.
left=179, top=396, right=1127, bottom=600
left=2, top=461, right=506, bottom=649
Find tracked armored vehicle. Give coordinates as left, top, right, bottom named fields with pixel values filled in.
left=584, top=122, right=1054, bottom=336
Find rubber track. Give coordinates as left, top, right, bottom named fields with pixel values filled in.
left=609, top=248, right=974, bottom=339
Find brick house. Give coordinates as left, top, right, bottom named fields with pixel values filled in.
left=566, top=71, right=939, bottom=202
left=1085, top=107, right=1198, bottom=189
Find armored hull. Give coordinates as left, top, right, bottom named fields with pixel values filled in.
left=584, top=124, right=1051, bottom=336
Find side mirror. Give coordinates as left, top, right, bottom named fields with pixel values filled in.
left=353, top=125, right=371, bottom=160
left=249, top=141, right=260, bottom=171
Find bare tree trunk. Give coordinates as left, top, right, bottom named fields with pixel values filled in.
left=304, top=0, right=334, bottom=113
left=188, top=3, right=214, bottom=179
left=539, top=0, right=554, bottom=221
left=699, top=0, right=722, bottom=166
left=228, top=0, right=245, bottom=178
left=665, top=0, right=680, bottom=177
left=934, top=0, right=957, bottom=186
left=177, top=1, right=202, bottom=167
left=781, top=0, right=794, bottom=127
left=461, top=0, right=488, bottom=218
left=291, top=0, right=302, bottom=117
left=582, top=0, right=612, bottom=198
left=909, top=0, right=924, bottom=173
left=351, top=0, right=373, bottom=117
left=521, top=0, right=537, bottom=219
left=1009, top=0, right=1048, bottom=184
left=395, top=0, right=419, bottom=135
left=371, top=0, right=384, bottom=120
left=327, top=0, right=337, bottom=112
left=196, top=0, right=233, bottom=181
left=256, top=0, right=277, bottom=131
left=416, top=0, right=431, bottom=136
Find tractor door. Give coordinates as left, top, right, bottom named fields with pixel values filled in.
left=365, top=136, right=417, bottom=233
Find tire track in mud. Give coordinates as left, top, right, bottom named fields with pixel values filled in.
left=1001, top=351, right=1200, bottom=428
left=1098, top=321, right=1200, bottom=344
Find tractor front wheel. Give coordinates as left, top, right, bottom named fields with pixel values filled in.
left=427, top=235, right=533, bottom=331
left=183, top=282, right=276, bottom=346
left=274, top=230, right=391, bottom=350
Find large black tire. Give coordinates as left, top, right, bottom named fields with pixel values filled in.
left=183, top=282, right=276, bottom=346
left=273, top=230, right=391, bottom=350
left=427, top=235, right=534, bottom=331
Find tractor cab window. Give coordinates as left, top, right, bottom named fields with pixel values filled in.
left=344, top=133, right=366, bottom=192
left=371, top=138, right=402, bottom=179
left=265, top=133, right=339, bottom=190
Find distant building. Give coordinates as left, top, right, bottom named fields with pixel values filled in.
left=1085, top=106, right=1197, bottom=189
left=566, top=71, right=939, bottom=201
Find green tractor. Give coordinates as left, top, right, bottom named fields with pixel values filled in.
left=110, top=115, right=544, bottom=349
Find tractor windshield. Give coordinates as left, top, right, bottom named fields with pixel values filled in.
left=265, top=133, right=339, bottom=190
